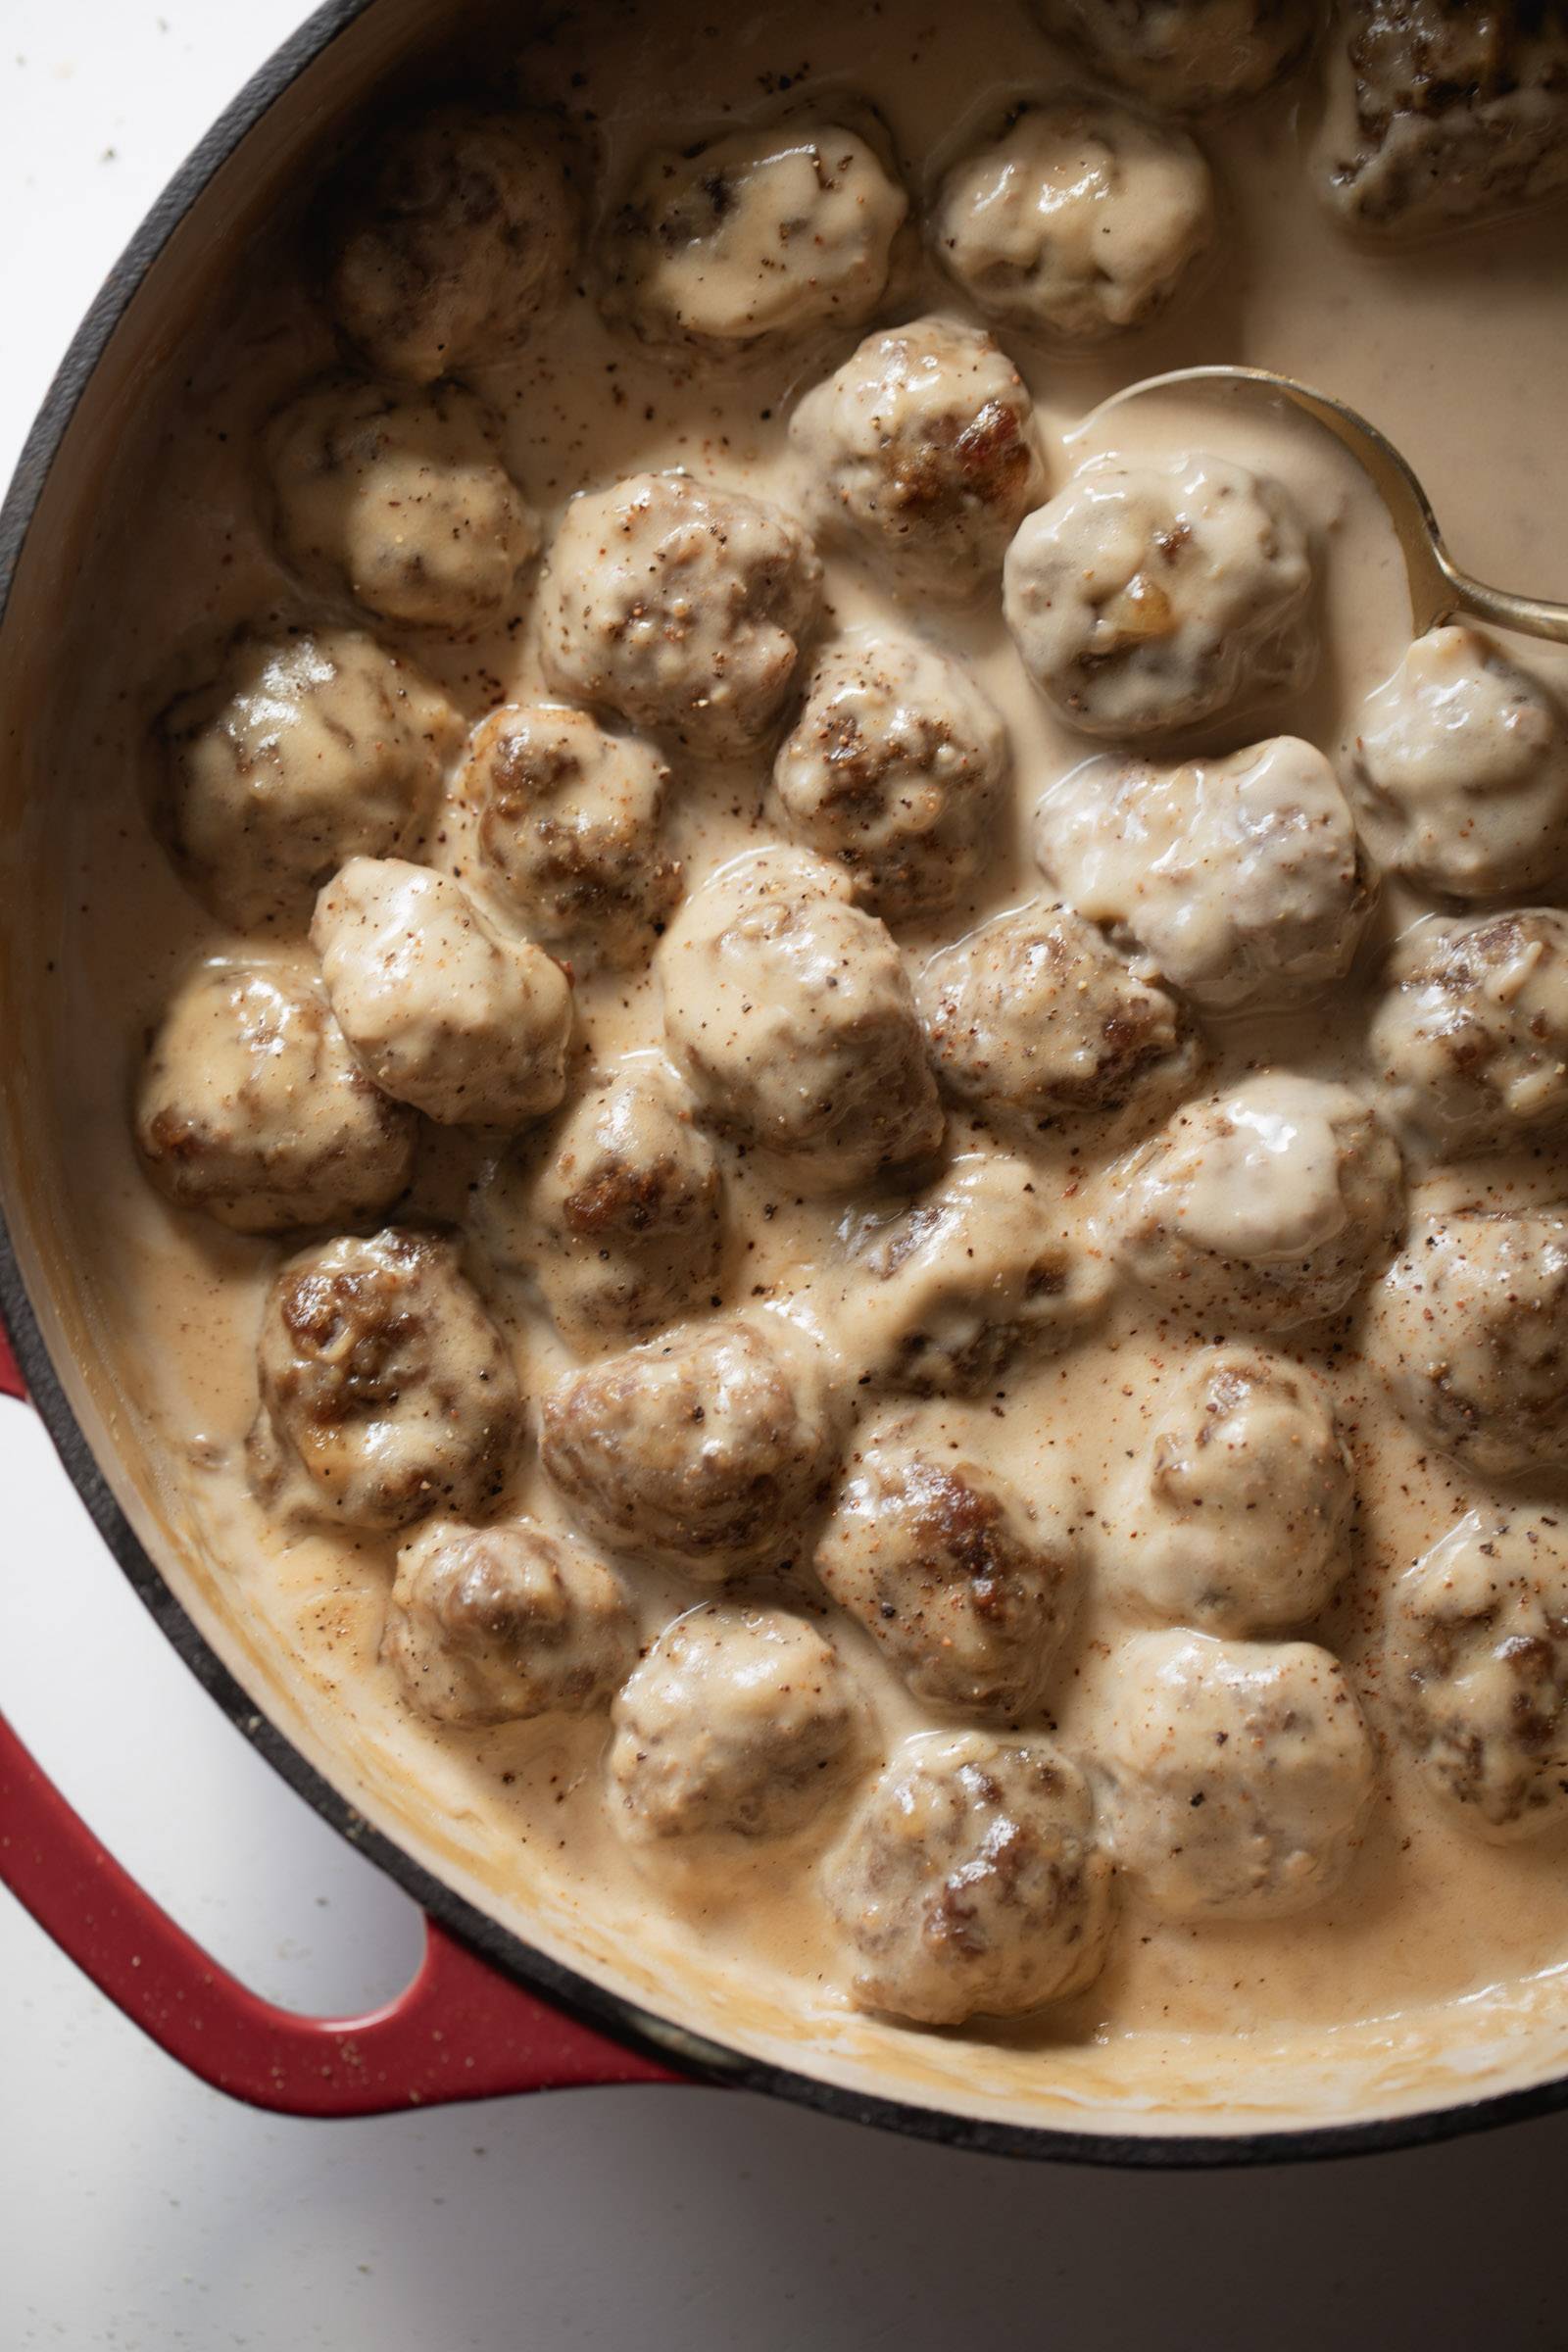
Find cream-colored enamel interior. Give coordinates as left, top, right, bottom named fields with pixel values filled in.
left=6, top=0, right=1568, bottom=2141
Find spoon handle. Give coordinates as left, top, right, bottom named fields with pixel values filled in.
left=1437, top=562, right=1568, bottom=648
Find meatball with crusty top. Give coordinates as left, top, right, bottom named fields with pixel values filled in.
left=662, top=847, right=943, bottom=1193
left=1388, top=1507, right=1568, bottom=1840
left=161, top=628, right=456, bottom=935
left=312, top=858, right=572, bottom=1128
left=1115, top=1073, right=1404, bottom=1329
left=824, top=1732, right=1116, bottom=2024
left=459, top=703, right=680, bottom=971
left=1110, top=1347, right=1355, bottom=1635
left=932, top=98, right=1214, bottom=340
left=248, top=1227, right=523, bottom=1531
left=771, top=632, right=1008, bottom=922
left=539, top=471, right=822, bottom=759
left=1347, top=626, right=1568, bottom=902
left=135, top=959, right=416, bottom=1235
left=603, top=116, right=907, bottom=349
left=327, top=104, right=578, bottom=384
left=383, top=1517, right=635, bottom=1728
left=1005, top=452, right=1315, bottom=741
left=539, top=1308, right=842, bottom=1578
left=816, top=1412, right=1086, bottom=1718
left=836, top=1152, right=1110, bottom=1395
left=916, top=898, right=1200, bottom=1129
left=1372, top=1208, right=1568, bottom=1483
left=610, top=1605, right=862, bottom=1841
left=265, top=376, right=539, bottom=634
left=1317, top=1, right=1568, bottom=239
left=1034, top=0, right=1316, bottom=111
left=790, top=316, right=1048, bottom=599
left=1099, top=1630, right=1376, bottom=1920
left=1370, top=909, right=1568, bottom=1156
left=480, top=1057, right=722, bottom=1348
left=1035, top=738, right=1372, bottom=1013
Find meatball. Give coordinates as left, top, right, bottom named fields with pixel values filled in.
left=326, top=104, right=577, bottom=383
left=1034, top=0, right=1316, bottom=111
left=160, top=628, right=455, bottom=935
left=538, top=1307, right=841, bottom=1578
left=1035, top=737, right=1372, bottom=1013
left=823, top=1732, right=1115, bottom=2024
left=932, top=98, right=1214, bottom=341
left=1099, top=1631, right=1376, bottom=1920
left=788, top=315, right=1048, bottom=599
left=264, top=376, right=539, bottom=633
left=915, top=898, right=1200, bottom=1128
left=1371, top=1209, right=1568, bottom=1483
left=383, top=1517, right=635, bottom=1728
left=1317, top=1, right=1568, bottom=238
left=134, top=959, right=416, bottom=1234
left=835, top=1151, right=1110, bottom=1395
left=602, top=117, right=907, bottom=348
left=661, top=847, right=943, bottom=1193
left=248, top=1227, right=523, bottom=1531
left=459, top=703, right=680, bottom=971
left=538, top=471, right=821, bottom=759
left=1115, top=1073, right=1404, bottom=1329
left=1004, top=452, right=1315, bottom=740
left=610, top=1605, right=861, bottom=1841
left=771, top=632, right=1008, bottom=921
left=1370, top=910, right=1568, bottom=1156
left=1388, top=1507, right=1568, bottom=1839
left=1110, top=1347, right=1355, bottom=1635
left=482, top=1057, right=723, bottom=1348
left=1347, top=626, right=1568, bottom=901
left=816, top=1413, right=1086, bottom=1717
left=311, top=858, right=571, bottom=1128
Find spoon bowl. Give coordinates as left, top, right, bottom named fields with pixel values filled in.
left=1084, top=364, right=1568, bottom=648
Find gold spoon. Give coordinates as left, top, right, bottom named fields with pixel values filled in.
left=1081, top=363, right=1568, bottom=648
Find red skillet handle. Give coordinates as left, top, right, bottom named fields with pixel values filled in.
left=0, top=1348, right=681, bottom=2113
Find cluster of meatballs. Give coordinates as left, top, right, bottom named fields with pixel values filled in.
left=127, top=1, right=1568, bottom=2039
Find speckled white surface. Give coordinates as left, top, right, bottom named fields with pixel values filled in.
left=3, top=8, right=1568, bottom=2347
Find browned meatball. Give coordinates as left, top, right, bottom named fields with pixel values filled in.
left=1371, top=1209, right=1568, bottom=1483
left=662, top=847, right=944, bottom=1193
left=538, top=472, right=822, bottom=759
left=789, top=316, right=1048, bottom=599
left=915, top=898, right=1200, bottom=1128
left=134, top=960, right=415, bottom=1234
left=771, top=632, right=1008, bottom=921
left=836, top=1152, right=1111, bottom=1395
left=1035, top=0, right=1316, bottom=110
left=265, top=375, right=539, bottom=634
left=160, top=628, right=456, bottom=935
left=609, top=1605, right=862, bottom=1840
left=1388, top=1507, right=1568, bottom=1839
left=539, top=1309, right=842, bottom=1578
left=1370, top=909, right=1568, bottom=1156
left=1317, top=2, right=1568, bottom=238
left=823, top=1733, right=1116, bottom=2024
left=816, top=1413, right=1086, bottom=1717
left=248, top=1227, right=523, bottom=1531
left=480, top=1058, right=723, bottom=1348
left=383, top=1517, right=635, bottom=1727
left=327, top=105, right=578, bottom=383
left=459, top=703, right=681, bottom=971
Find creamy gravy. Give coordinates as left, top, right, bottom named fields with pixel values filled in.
left=23, top=0, right=1568, bottom=2129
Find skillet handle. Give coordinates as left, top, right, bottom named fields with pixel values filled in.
left=0, top=1348, right=682, bottom=2112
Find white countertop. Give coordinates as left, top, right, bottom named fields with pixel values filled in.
left=3, top=9, right=1567, bottom=2345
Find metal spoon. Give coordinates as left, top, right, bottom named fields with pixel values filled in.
left=1081, top=363, right=1568, bottom=648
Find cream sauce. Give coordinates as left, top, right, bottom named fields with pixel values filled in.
left=24, top=0, right=1568, bottom=2132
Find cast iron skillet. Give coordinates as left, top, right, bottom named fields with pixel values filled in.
left=3, top=0, right=1566, bottom=2164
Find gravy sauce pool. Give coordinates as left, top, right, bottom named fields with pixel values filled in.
left=24, top=0, right=1568, bottom=2128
